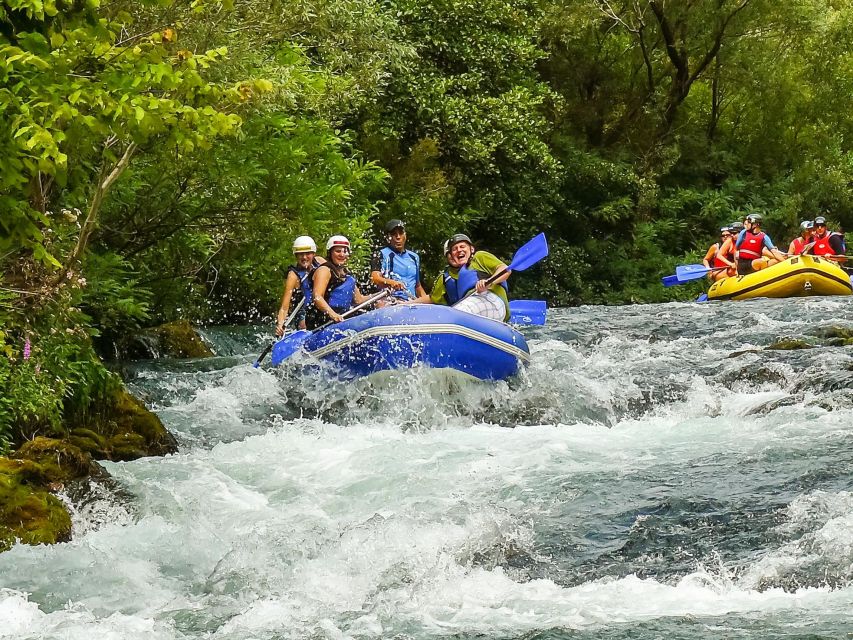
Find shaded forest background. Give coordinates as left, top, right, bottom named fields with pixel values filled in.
left=3, top=0, right=853, bottom=445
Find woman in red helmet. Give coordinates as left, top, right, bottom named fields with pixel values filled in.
left=306, top=235, right=372, bottom=329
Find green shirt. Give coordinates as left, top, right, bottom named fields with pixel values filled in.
left=430, top=251, right=509, bottom=319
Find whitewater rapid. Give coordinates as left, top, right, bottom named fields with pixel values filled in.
left=2, top=298, right=853, bottom=639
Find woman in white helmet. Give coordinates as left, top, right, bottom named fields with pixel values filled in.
left=275, top=235, right=325, bottom=335
left=307, top=235, right=372, bottom=328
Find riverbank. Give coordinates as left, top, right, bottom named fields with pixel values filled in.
left=0, top=318, right=213, bottom=552
left=0, top=386, right=177, bottom=551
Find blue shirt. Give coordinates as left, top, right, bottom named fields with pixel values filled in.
left=376, top=247, right=421, bottom=299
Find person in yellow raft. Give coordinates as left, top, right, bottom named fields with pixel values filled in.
left=427, top=233, right=511, bottom=321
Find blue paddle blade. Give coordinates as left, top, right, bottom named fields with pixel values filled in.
left=696, top=293, right=709, bottom=302
left=675, top=264, right=712, bottom=281
left=270, top=329, right=312, bottom=365
left=508, top=299, right=547, bottom=325
left=661, top=274, right=680, bottom=287
left=507, top=233, right=548, bottom=272
left=457, top=265, right=480, bottom=296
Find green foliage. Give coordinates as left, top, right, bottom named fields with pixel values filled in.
left=0, top=301, right=117, bottom=449
left=2, top=0, right=853, bottom=447
left=0, top=0, right=242, bottom=267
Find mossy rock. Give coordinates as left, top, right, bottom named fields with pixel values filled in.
left=766, top=338, right=814, bottom=351
left=107, top=432, right=149, bottom=461
left=134, top=320, right=213, bottom=359
left=14, top=437, right=95, bottom=484
left=70, top=387, right=177, bottom=461
left=67, top=427, right=109, bottom=454
left=813, top=326, right=853, bottom=341
left=0, top=456, right=73, bottom=551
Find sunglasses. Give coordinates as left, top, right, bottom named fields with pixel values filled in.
left=721, top=233, right=732, bottom=237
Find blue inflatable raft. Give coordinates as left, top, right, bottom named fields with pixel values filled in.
left=270, top=304, right=530, bottom=380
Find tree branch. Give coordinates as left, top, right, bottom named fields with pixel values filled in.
left=59, top=140, right=137, bottom=283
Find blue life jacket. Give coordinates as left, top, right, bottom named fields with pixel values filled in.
left=443, top=269, right=462, bottom=304
left=287, top=258, right=321, bottom=305
left=325, top=272, right=357, bottom=312
left=380, top=247, right=420, bottom=299
left=443, top=265, right=508, bottom=304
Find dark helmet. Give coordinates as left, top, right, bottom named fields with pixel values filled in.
left=746, top=213, right=763, bottom=224
left=384, top=219, right=405, bottom=233
left=800, top=220, right=814, bottom=231
left=720, top=226, right=732, bottom=234
left=444, top=233, right=473, bottom=254
left=730, top=221, right=744, bottom=232
left=814, top=215, right=827, bottom=226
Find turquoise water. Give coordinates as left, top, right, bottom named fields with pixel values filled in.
left=1, top=298, right=852, bottom=638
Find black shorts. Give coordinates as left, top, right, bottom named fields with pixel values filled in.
left=737, top=258, right=756, bottom=275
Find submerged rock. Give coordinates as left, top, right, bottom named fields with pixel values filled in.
left=809, top=325, right=853, bottom=347
left=766, top=338, right=814, bottom=351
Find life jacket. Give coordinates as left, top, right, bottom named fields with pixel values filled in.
left=442, top=265, right=508, bottom=304
left=380, top=247, right=420, bottom=299
left=739, top=231, right=766, bottom=260
left=443, top=269, right=462, bottom=304
left=812, top=231, right=844, bottom=257
left=322, top=268, right=356, bottom=313
left=287, top=258, right=321, bottom=304
left=711, top=242, right=731, bottom=269
left=790, top=237, right=809, bottom=256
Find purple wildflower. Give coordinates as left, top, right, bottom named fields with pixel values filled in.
left=23, top=337, right=31, bottom=360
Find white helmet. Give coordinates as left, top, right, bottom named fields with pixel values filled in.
left=292, top=235, right=317, bottom=254
left=326, top=235, right=351, bottom=252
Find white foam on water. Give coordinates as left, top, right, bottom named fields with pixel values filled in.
left=739, top=490, right=853, bottom=590
left=3, top=411, right=853, bottom=638
left=0, top=588, right=177, bottom=640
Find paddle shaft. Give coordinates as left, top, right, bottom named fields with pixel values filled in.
left=256, top=304, right=303, bottom=366
left=256, top=275, right=311, bottom=367
left=314, top=288, right=392, bottom=331
left=283, top=296, right=306, bottom=327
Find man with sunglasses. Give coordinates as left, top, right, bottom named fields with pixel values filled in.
left=788, top=220, right=814, bottom=256
left=809, top=216, right=846, bottom=262
left=703, top=226, right=736, bottom=280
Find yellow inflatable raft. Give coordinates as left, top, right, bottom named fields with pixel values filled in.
left=707, top=255, right=852, bottom=301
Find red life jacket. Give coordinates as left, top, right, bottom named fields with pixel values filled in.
left=739, top=231, right=766, bottom=260
left=712, top=242, right=733, bottom=268
left=790, top=237, right=808, bottom=255
left=811, top=232, right=834, bottom=256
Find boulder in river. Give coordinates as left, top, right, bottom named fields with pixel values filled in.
left=68, top=386, right=178, bottom=461
left=127, top=319, right=214, bottom=359
left=0, top=437, right=100, bottom=550
left=0, top=385, right=177, bottom=552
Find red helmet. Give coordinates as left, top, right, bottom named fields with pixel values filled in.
left=326, top=235, right=351, bottom=252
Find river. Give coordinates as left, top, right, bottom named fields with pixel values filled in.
left=1, top=298, right=852, bottom=639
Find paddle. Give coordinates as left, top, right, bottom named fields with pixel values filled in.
left=661, top=263, right=734, bottom=287
left=453, top=233, right=549, bottom=305
left=661, top=274, right=680, bottom=287
left=269, top=288, right=392, bottom=366
left=508, top=299, right=547, bottom=325
left=253, top=297, right=307, bottom=368
left=674, top=264, right=729, bottom=283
